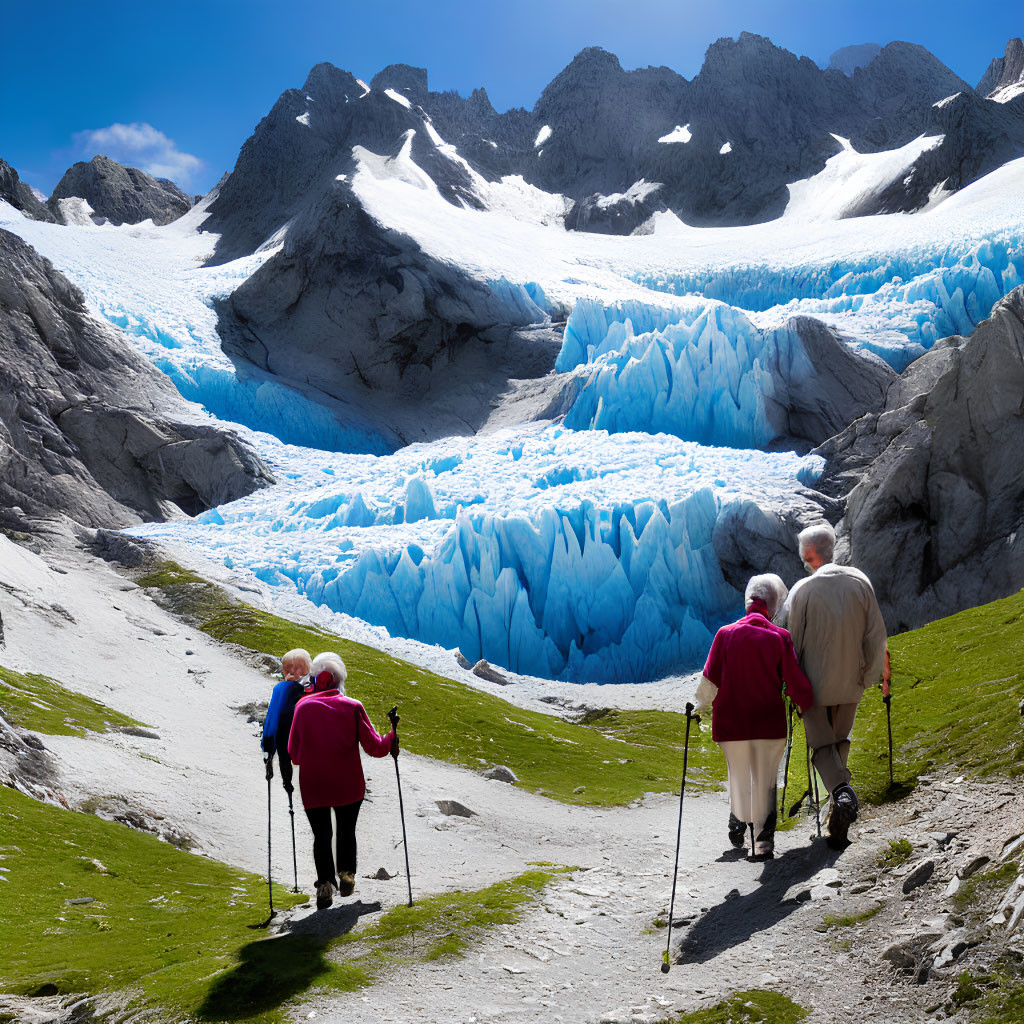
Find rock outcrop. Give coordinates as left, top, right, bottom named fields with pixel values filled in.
left=814, top=286, right=1024, bottom=632
left=0, top=159, right=56, bottom=223
left=0, top=229, right=272, bottom=528
left=977, top=37, right=1024, bottom=101
left=48, top=155, right=191, bottom=226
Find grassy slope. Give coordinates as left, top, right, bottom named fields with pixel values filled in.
left=135, top=563, right=722, bottom=806
left=780, top=587, right=1024, bottom=809
left=135, top=564, right=1024, bottom=812
left=0, top=664, right=144, bottom=737
left=657, top=990, right=807, bottom=1023
left=0, top=783, right=564, bottom=1022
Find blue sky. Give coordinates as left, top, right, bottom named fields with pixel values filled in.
left=3, top=0, right=1019, bottom=195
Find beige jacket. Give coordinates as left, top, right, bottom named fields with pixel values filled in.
left=778, top=563, right=887, bottom=705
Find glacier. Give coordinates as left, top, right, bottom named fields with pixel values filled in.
left=5, top=153, right=1024, bottom=683
left=131, top=424, right=824, bottom=682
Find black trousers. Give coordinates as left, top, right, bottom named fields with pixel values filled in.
left=304, top=800, right=363, bottom=886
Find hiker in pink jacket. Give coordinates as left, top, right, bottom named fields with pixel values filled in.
left=696, top=574, right=814, bottom=860
left=288, top=651, right=396, bottom=909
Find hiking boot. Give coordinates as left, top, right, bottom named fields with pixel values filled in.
left=749, top=844, right=775, bottom=862
left=338, top=871, right=356, bottom=897
left=826, top=785, right=858, bottom=849
left=727, top=813, right=747, bottom=849
left=316, top=880, right=335, bottom=910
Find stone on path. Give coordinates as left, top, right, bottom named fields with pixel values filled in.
left=436, top=799, right=477, bottom=818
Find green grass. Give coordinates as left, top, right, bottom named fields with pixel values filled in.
left=134, top=562, right=724, bottom=806
left=818, top=904, right=883, bottom=929
left=950, top=955, right=1024, bottom=1023
left=134, top=563, right=1024, bottom=811
left=952, top=861, right=1019, bottom=915
left=0, top=784, right=564, bottom=1022
left=0, top=664, right=143, bottom=737
left=199, top=867, right=567, bottom=1022
left=777, top=588, right=1024, bottom=811
left=877, top=838, right=914, bottom=869
left=656, top=990, right=807, bottom=1023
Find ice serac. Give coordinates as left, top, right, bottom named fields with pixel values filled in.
left=555, top=298, right=894, bottom=450
left=48, top=156, right=192, bottom=227
left=0, top=229, right=272, bottom=528
left=280, top=491, right=740, bottom=683
left=0, top=159, right=56, bottom=223
left=813, top=285, right=1024, bottom=633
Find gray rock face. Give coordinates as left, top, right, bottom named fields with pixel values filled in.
left=0, top=229, right=272, bottom=528
left=215, top=177, right=561, bottom=446
left=0, top=159, right=56, bottom=222
left=814, top=286, right=1024, bottom=633
left=977, top=38, right=1024, bottom=98
left=48, top=155, right=191, bottom=226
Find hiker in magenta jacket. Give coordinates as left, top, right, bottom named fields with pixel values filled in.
left=288, top=651, right=396, bottom=909
left=695, top=573, right=814, bottom=860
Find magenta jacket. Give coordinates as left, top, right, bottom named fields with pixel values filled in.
left=703, top=608, right=814, bottom=743
left=287, top=689, right=395, bottom=809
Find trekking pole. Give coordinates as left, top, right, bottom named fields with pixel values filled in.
left=287, top=787, right=299, bottom=893
left=807, top=739, right=822, bottom=838
left=882, top=650, right=894, bottom=790
left=253, top=763, right=276, bottom=928
left=388, top=706, right=413, bottom=907
left=662, top=702, right=700, bottom=974
left=780, top=701, right=795, bottom=820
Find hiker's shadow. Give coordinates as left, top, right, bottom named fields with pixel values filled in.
left=281, top=898, right=382, bottom=940
left=197, top=901, right=381, bottom=1021
left=675, top=840, right=840, bottom=964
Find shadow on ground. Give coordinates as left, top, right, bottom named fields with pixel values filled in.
left=676, top=840, right=841, bottom=964
left=198, top=900, right=382, bottom=1020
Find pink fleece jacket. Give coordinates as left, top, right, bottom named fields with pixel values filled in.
left=287, top=689, right=395, bottom=809
left=703, top=608, right=814, bottom=743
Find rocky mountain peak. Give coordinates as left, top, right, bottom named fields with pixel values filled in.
left=978, top=37, right=1024, bottom=100
left=0, top=158, right=56, bottom=223
left=301, top=61, right=364, bottom=101
left=47, top=155, right=191, bottom=227
left=370, top=63, right=429, bottom=98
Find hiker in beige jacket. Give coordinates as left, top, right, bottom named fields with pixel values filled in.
left=779, top=523, right=887, bottom=848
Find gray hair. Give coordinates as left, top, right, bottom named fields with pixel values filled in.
left=311, top=651, right=348, bottom=693
left=797, top=523, right=836, bottom=563
left=281, top=648, right=312, bottom=673
left=744, top=573, right=789, bottom=619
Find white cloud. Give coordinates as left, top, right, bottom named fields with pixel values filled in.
left=72, top=122, right=202, bottom=186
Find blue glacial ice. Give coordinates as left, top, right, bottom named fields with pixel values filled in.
left=556, top=298, right=814, bottom=448
left=634, top=235, right=1024, bottom=371
left=133, top=426, right=825, bottom=683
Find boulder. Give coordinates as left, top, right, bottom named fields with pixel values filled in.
left=902, top=859, right=936, bottom=894
left=471, top=659, right=510, bottom=686
left=435, top=799, right=477, bottom=818
left=482, top=765, right=518, bottom=784
left=0, top=230, right=272, bottom=528
left=815, top=287, right=1024, bottom=633
left=47, top=155, right=191, bottom=226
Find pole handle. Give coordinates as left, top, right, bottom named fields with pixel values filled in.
left=685, top=701, right=701, bottom=726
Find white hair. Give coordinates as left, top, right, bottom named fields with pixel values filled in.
left=797, top=523, right=836, bottom=563
left=311, top=651, right=347, bottom=693
left=744, top=573, right=789, bottom=619
left=281, top=648, right=312, bottom=672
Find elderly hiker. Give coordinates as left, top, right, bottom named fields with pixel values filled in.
left=261, top=647, right=312, bottom=793
left=696, top=574, right=814, bottom=860
left=779, top=523, right=887, bottom=849
left=288, top=651, right=397, bottom=909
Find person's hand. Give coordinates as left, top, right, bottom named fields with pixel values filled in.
left=264, top=757, right=274, bottom=781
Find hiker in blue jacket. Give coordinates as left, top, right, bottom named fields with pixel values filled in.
left=261, top=648, right=312, bottom=792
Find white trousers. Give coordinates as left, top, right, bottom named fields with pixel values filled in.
left=720, top=738, right=786, bottom=853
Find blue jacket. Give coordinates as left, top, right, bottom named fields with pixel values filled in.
left=261, top=679, right=306, bottom=758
